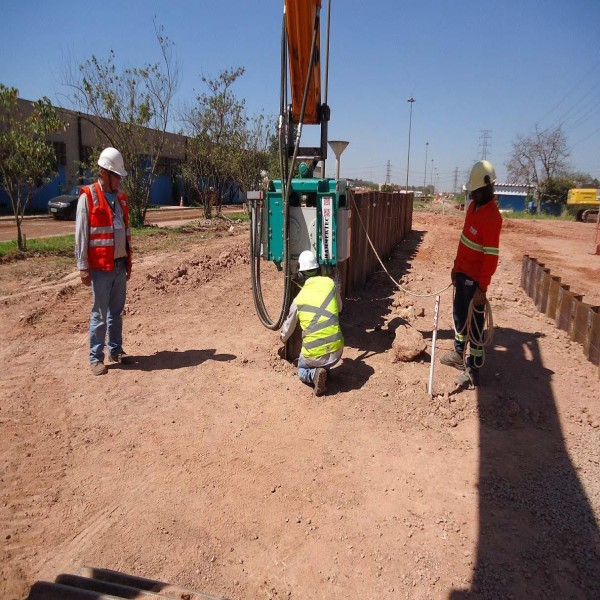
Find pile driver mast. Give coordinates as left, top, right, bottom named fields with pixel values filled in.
left=250, top=0, right=351, bottom=332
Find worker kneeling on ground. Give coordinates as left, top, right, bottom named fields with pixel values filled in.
left=440, top=160, right=502, bottom=389
left=280, top=250, right=344, bottom=396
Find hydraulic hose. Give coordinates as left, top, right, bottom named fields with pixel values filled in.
left=250, top=5, right=321, bottom=330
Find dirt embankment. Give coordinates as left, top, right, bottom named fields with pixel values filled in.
left=1, top=214, right=598, bottom=600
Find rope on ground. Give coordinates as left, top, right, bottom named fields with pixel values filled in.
left=350, top=193, right=452, bottom=298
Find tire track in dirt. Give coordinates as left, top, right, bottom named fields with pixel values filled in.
left=0, top=347, right=75, bottom=595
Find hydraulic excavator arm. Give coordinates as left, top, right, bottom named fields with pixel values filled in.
left=285, top=0, right=322, bottom=125
left=283, top=0, right=330, bottom=162
left=250, top=0, right=339, bottom=332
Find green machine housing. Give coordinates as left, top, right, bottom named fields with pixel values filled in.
left=264, top=174, right=350, bottom=269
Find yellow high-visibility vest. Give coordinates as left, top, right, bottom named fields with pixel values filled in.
left=296, top=276, right=344, bottom=358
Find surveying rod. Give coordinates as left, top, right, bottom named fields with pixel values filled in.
left=428, top=295, right=441, bottom=397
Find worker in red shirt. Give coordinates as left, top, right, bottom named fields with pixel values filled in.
left=440, top=160, right=502, bottom=388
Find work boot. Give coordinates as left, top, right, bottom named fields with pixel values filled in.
left=108, top=351, right=132, bottom=364
left=313, top=368, right=327, bottom=397
left=456, top=367, right=479, bottom=390
left=440, top=350, right=465, bottom=370
left=90, top=361, right=108, bottom=376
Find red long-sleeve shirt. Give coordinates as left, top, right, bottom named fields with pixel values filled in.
left=453, top=199, right=502, bottom=292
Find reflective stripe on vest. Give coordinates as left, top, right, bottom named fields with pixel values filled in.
left=84, top=182, right=131, bottom=271
left=460, top=233, right=499, bottom=256
left=296, top=277, right=343, bottom=358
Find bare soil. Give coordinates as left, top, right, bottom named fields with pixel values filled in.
left=1, top=213, right=599, bottom=600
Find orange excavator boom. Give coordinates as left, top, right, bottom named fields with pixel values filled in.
left=285, top=0, right=322, bottom=125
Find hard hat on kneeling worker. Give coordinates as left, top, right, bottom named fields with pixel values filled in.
left=465, top=160, right=495, bottom=192
left=298, top=250, right=319, bottom=272
left=98, top=147, right=128, bottom=177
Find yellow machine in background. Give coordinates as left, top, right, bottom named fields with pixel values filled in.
left=566, top=188, right=600, bottom=222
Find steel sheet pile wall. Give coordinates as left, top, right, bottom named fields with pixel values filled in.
left=346, top=190, right=413, bottom=296
left=521, top=255, right=600, bottom=378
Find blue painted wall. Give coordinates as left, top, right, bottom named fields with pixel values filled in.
left=0, top=167, right=66, bottom=214
left=150, top=174, right=176, bottom=205
left=496, top=194, right=526, bottom=212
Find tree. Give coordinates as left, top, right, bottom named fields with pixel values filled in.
left=541, top=175, right=574, bottom=204
left=568, top=171, right=599, bottom=189
left=0, top=84, right=66, bottom=250
left=540, top=170, right=599, bottom=205
left=234, top=112, right=278, bottom=202
left=506, top=125, right=570, bottom=205
left=180, top=67, right=276, bottom=218
left=63, top=23, right=179, bottom=226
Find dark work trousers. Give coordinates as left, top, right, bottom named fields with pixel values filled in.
left=453, top=272, right=485, bottom=370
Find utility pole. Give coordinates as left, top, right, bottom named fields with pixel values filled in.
left=453, top=167, right=458, bottom=195
left=423, top=141, right=429, bottom=193
left=385, top=160, right=391, bottom=185
left=430, top=158, right=434, bottom=189
left=406, top=97, right=415, bottom=194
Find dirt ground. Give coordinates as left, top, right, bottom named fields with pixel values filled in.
left=1, top=213, right=599, bottom=600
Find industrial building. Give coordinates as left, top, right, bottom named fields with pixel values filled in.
left=0, top=98, right=188, bottom=215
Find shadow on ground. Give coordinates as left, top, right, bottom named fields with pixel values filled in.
left=449, top=326, right=600, bottom=599
left=113, top=349, right=236, bottom=371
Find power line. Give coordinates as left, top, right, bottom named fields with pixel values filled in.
left=568, top=124, right=600, bottom=151
left=561, top=100, right=600, bottom=136
left=536, top=60, right=600, bottom=128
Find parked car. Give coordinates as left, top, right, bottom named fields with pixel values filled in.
left=47, top=186, right=83, bottom=219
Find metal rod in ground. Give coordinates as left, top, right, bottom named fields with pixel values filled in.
left=428, top=295, right=441, bottom=397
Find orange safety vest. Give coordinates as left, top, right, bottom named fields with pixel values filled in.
left=453, top=199, right=502, bottom=292
left=82, top=182, right=132, bottom=272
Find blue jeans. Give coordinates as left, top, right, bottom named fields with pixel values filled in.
left=297, top=354, right=341, bottom=386
left=89, top=259, right=127, bottom=363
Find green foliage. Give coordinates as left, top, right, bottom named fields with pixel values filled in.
left=564, top=171, right=599, bottom=189
left=226, top=211, right=250, bottom=222
left=0, top=219, right=247, bottom=261
left=64, top=23, right=179, bottom=226
left=541, top=176, right=574, bottom=204
left=0, top=84, right=67, bottom=250
left=348, top=178, right=378, bottom=190
left=454, top=192, right=466, bottom=204
left=502, top=211, right=572, bottom=221
left=0, top=233, right=75, bottom=258
left=180, top=67, right=277, bottom=218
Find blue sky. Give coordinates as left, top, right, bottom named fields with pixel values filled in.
left=1, top=0, right=599, bottom=190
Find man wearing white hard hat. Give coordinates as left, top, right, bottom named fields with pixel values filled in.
left=75, top=147, right=133, bottom=376
left=280, top=250, right=344, bottom=396
left=440, top=160, right=502, bottom=389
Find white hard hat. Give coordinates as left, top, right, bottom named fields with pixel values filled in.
left=298, top=250, right=319, bottom=272
left=465, top=160, right=495, bottom=192
left=98, top=147, right=127, bottom=177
